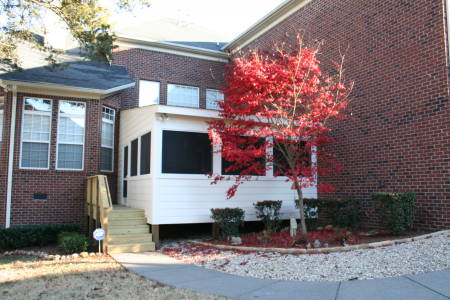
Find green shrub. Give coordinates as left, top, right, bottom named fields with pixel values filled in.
left=0, top=224, right=80, bottom=250
left=295, top=199, right=362, bottom=230
left=326, top=199, right=363, bottom=230
left=210, top=208, right=245, bottom=239
left=373, top=192, right=416, bottom=234
left=58, top=232, right=89, bottom=254
left=254, top=200, right=282, bottom=232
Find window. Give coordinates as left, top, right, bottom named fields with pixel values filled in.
left=123, top=145, right=128, bottom=198
left=0, top=96, right=4, bottom=142
left=139, top=80, right=160, bottom=107
left=140, top=132, right=151, bottom=175
left=130, top=138, right=138, bottom=176
left=221, top=136, right=266, bottom=176
left=273, top=141, right=310, bottom=176
left=167, top=84, right=199, bottom=108
left=162, top=131, right=212, bottom=174
left=57, top=101, right=86, bottom=170
left=101, top=106, right=115, bottom=172
left=20, top=97, right=52, bottom=169
left=206, top=89, right=224, bottom=110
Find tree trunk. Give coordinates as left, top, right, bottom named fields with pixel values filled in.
left=295, top=185, right=307, bottom=234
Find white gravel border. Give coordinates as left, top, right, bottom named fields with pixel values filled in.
left=160, top=231, right=450, bottom=282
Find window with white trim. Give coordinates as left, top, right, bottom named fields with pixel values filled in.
left=206, top=89, right=224, bottom=110
left=20, top=97, right=52, bottom=169
left=139, top=80, right=160, bottom=107
left=101, top=106, right=115, bottom=171
left=57, top=101, right=86, bottom=170
left=0, top=96, right=4, bottom=142
left=167, top=84, right=199, bottom=108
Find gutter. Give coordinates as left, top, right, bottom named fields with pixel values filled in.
left=0, top=79, right=135, bottom=97
left=116, top=36, right=230, bottom=62
left=5, top=85, right=17, bottom=228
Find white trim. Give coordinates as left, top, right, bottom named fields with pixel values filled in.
left=19, top=97, right=52, bottom=170
left=100, top=106, right=115, bottom=172
left=5, top=85, right=17, bottom=228
left=56, top=100, right=86, bottom=171
left=0, top=80, right=135, bottom=97
left=116, top=39, right=229, bottom=63
left=223, top=0, right=312, bottom=53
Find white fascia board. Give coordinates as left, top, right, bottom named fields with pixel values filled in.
left=116, top=36, right=230, bottom=63
left=123, top=104, right=221, bottom=119
left=223, top=0, right=312, bottom=53
left=0, top=79, right=135, bottom=99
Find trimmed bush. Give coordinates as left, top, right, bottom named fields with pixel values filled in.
left=254, top=200, right=282, bottom=232
left=211, top=208, right=245, bottom=239
left=58, top=232, right=89, bottom=254
left=373, top=192, right=416, bottom=234
left=0, top=223, right=80, bottom=250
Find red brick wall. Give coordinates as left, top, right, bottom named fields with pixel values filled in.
left=240, top=0, right=450, bottom=229
left=112, top=47, right=226, bottom=109
left=0, top=91, right=122, bottom=227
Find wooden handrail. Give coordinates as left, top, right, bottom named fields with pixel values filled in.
left=86, top=175, right=112, bottom=253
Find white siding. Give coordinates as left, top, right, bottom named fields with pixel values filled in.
left=119, top=105, right=318, bottom=225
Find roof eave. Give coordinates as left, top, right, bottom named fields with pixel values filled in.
left=222, top=0, right=311, bottom=53
left=0, top=79, right=135, bottom=98
left=116, top=35, right=230, bottom=60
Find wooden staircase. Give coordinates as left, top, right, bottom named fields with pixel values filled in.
left=107, top=206, right=156, bottom=254
left=86, top=176, right=155, bottom=254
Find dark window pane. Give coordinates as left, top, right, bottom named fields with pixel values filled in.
left=273, top=141, right=310, bottom=176
left=123, top=180, right=127, bottom=198
left=123, top=146, right=128, bottom=177
left=57, top=144, right=83, bottom=169
left=101, top=147, right=113, bottom=171
left=221, top=137, right=266, bottom=176
left=162, top=131, right=212, bottom=174
left=140, top=132, right=151, bottom=175
left=130, top=139, right=138, bottom=176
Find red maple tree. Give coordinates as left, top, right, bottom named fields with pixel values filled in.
left=208, top=37, right=353, bottom=233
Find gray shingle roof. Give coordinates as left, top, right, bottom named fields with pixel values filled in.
left=0, top=60, right=134, bottom=91
left=115, top=18, right=230, bottom=52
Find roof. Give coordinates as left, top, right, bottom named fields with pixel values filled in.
left=0, top=60, right=134, bottom=91
left=115, top=18, right=230, bottom=51
left=0, top=44, right=134, bottom=93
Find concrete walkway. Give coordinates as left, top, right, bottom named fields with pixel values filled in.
left=112, top=252, right=450, bottom=300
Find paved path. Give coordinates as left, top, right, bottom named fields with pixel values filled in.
left=112, top=252, right=450, bottom=300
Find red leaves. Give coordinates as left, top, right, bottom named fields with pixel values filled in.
left=208, top=36, right=352, bottom=200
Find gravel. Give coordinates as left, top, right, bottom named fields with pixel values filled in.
left=159, top=232, right=450, bottom=282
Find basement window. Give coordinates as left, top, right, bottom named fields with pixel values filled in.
left=162, top=130, right=212, bottom=174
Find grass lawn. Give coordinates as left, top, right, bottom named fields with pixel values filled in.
left=0, top=254, right=229, bottom=300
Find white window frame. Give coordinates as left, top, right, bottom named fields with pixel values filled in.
left=167, top=84, right=200, bottom=108
left=206, top=88, right=224, bottom=110
left=139, top=80, right=160, bottom=107
left=101, top=106, right=115, bottom=172
left=19, top=97, right=52, bottom=170
left=56, top=100, right=86, bottom=171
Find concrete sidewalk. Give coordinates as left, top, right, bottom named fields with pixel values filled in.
left=112, top=252, right=450, bottom=300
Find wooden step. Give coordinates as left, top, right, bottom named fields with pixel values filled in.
left=108, top=242, right=156, bottom=254
left=109, top=217, right=147, bottom=226
left=109, top=210, right=145, bottom=219
left=109, top=225, right=149, bottom=235
left=108, top=233, right=153, bottom=244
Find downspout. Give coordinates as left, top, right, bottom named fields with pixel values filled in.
left=5, top=85, right=17, bottom=228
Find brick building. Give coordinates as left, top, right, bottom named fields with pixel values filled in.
left=0, top=0, right=448, bottom=231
